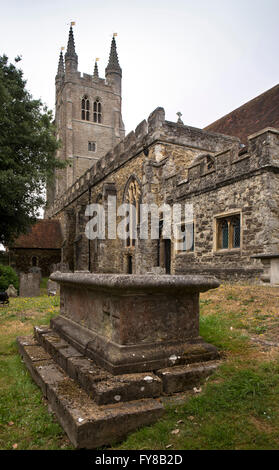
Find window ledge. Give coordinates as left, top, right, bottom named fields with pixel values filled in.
left=214, top=248, right=241, bottom=255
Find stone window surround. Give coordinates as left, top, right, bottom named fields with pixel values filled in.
left=80, top=95, right=103, bottom=123
left=88, top=141, right=97, bottom=152
left=93, top=98, right=102, bottom=124
left=123, top=175, right=142, bottom=249
left=81, top=95, right=90, bottom=121
left=213, top=209, right=242, bottom=254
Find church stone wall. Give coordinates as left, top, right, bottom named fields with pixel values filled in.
left=46, top=107, right=279, bottom=282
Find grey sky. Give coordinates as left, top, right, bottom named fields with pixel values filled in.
left=1, top=0, right=279, bottom=133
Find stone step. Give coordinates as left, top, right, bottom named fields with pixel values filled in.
left=49, top=314, right=220, bottom=374
left=34, top=326, right=163, bottom=405
left=156, top=361, right=219, bottom=394
left=17, top=335, right=164, bottom=449
left=34, top=326, right=221, bottom=401
left=91, top=372, right=162, bottom=406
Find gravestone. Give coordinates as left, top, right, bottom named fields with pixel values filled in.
left=19, top=272, right=40, bottom=297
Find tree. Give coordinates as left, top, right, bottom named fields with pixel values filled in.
left=0, top=55, right=65, bottom=246
left=0, top=264, right=19, bottom=291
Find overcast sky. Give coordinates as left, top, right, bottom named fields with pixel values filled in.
left=1, top=0, right=279, bottom=133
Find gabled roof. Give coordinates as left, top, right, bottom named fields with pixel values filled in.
left=11, top=220, right=63, bottom=249
left=204, top=83, right=279, bottom=143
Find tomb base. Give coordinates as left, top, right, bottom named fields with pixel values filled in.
left=17, top=273, right=221, bottom=448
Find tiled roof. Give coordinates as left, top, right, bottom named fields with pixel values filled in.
left=204, top=83, right=279, bottom=143
left=11, top=220, right=63, bottom=249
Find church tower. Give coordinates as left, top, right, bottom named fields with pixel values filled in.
left=50, top=25, right=125, bottom=202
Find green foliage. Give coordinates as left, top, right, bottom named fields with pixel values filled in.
left=0, top=55, right=66, bottom=245
left=0, top=264, right=18, bottom=291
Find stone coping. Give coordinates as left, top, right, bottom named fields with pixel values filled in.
left=251, top=253, right=279, bottom=259
left=50, top=272, right=220, bottom=294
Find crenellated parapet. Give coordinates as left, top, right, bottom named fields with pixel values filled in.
left=48, top=113, right=279, bottom=221
left=175, top=127, right=279, bottom=201
left=45, top=107, right=240, bottom=218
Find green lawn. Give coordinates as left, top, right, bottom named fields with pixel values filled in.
left=0, top=295, right=72, bottom=449
left=1, top=284, right=279, bottom=450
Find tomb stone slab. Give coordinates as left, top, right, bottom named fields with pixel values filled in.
left=50, top=272, right=219, bottom=374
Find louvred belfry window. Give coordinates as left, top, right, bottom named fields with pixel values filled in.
left=93, top=99, right=102, bottom=123
left=81, top=96, right=90, bottom=121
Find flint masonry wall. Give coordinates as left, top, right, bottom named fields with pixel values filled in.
left=45, top=108, right=279, bottom=281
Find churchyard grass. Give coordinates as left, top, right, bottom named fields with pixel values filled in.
left=1, top=284, right=279, bottom=450
left=0, top=295, right=73, bottom=450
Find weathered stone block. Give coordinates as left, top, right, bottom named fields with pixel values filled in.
left=156, top=361, right=219, bottom=394
left=91, top=372, right=162, bottom=405
left=50, top=272, right=219, bottom=374
left=17, top=336, right=164, bottom=449
left=67, top=356, right=111, bottom=391
left=40, top=332, right=83, bottom=371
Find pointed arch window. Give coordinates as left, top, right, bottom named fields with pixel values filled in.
left=124, top=177, right=141, bottom=248
left=81, top=96, right=90, bottom=121
left=93, top=99, right=102, bottom=123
